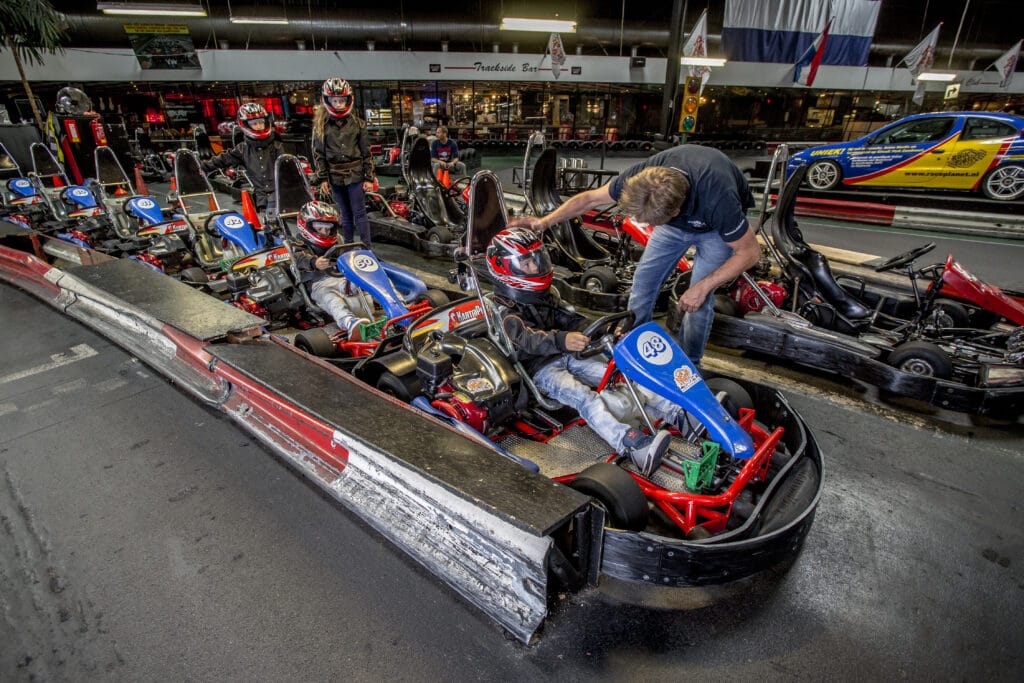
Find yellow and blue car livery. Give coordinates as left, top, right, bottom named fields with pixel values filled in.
left=787, top=112, right=1024, bottom=201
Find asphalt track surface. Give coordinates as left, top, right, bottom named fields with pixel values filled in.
left=1, top=276, right=1022, bottom=680
left=2, top=156, right=1023, bottom=679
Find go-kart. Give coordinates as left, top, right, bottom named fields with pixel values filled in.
left=677, top=158, right=1024, bottom=417
left=354, top=170, right=822, bottom=551
left=524, top=140, right=682, bottom=312
left=365, top=135, right=465, bottom=256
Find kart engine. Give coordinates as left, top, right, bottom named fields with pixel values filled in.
left=415, top=334, right=522, bottom=434
left=232, top=265, right=295, bottom=315
left=731, top=278, right=787, bottom=314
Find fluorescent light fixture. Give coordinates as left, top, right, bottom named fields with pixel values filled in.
left=229, top=15, right=289, bottom=25
left=97, top=2, right=207, bottom=16
left=917, top=72, right=957, bottom=81
left=680, top=56, right=727, bottom=67
left=500, top=17, right=577, bottom=33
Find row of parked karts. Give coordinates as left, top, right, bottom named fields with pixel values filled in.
left=0, top=141, right=822, bottom=554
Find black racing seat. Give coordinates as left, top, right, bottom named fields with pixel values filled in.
left=770, top=164, right=873, bottom=326
left=406, top=136, right=464, bottom=228
left=529, top=148, right=610, bottom=270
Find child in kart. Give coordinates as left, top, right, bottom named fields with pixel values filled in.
left=486, top=227, right=677, bottom=476
left=292, top=200, right=372, bottom=341
left=204, top=102, right=284, bottom=213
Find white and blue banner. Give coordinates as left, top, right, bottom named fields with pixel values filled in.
left=722, top=0, right=881, bottom=66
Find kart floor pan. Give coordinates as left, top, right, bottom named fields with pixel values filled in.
left=503, top=423, right=704, bottom=489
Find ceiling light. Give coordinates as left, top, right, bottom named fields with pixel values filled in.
left=917, top=72, right=957, bottom=81
left=229, top=15, right=289, bottom=25
left=500, top=18, right=577, bottom=33
left=680, top=57, right=727, bottom=67
left=97, top=2, right=207, bottom=16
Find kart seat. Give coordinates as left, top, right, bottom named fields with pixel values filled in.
left=406, top=136, right=462, bottom=228
left=770, top=165, right=872, bottom=325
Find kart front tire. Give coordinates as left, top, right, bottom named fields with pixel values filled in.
left=580, top=265, right=619, bottom=294
left=931, top=299, right=971, bottom=328
left=295, top=327, right=338, bottom=358
left=417, top=288, right=449, bottom=309
left=886, top=340, right=953, bottom=379
left=425, top=226, right=452, bottom=244
left=806, top=160, right=842, bottom=191
left=758, top=458, right=818, bottom=535
left=569, top=463, right=649, bottom=531
left=981, top=164, right=1024, bottom=201
left=179, top=266, right=208, bottom=286
left=705, top=377, right=754, bottom=418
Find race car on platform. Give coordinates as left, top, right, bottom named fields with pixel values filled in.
left=787, top=111, right=1024, bottom=201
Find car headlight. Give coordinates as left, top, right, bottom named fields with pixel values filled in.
left=980, top=364, right=1024, bottom=387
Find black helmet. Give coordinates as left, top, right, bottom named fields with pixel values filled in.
left=56, top=87, right=93, bottom=116
left=486, top=227, right=553, bottom=304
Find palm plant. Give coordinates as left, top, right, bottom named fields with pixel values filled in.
left=1, top=0, right=67, bottom=130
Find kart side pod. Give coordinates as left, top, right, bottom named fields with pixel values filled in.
left=613, top=322, right=755, bottom=459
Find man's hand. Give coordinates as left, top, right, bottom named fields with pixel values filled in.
left=319, top=181, right=329, bottom=195
left=506, top=215, right=546, bottom=232
left=315, top=256, right=331, bottom=270
left=565, top=332, right=590, bottom=352
left=676, top=280, right=711, bottom=314
left=362, top=180, right=374, bottom=192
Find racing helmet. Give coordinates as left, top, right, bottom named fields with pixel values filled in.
left=55, top=87, right=93, bottom=116
left=236, top=102, right=274, bottom=141
left=322, top=78, right=354, bottom=119
left=486, top=227, right=553, bottom=304
left=297, top=200, right=340, bottom=255
left=217, top=121, right=235, bottom=137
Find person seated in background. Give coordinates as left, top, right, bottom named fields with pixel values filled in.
left=486, top=227, right=677, bottom=476
left=429, top=126, right=467, bottom=177
left=292, top=200, right=371, bottom=341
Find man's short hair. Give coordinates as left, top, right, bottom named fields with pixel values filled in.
left=618, top=167, right=690, bottom=226
left=436, top=125, right=448, bottom=136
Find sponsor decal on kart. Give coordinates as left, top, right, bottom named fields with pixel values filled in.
left=637, top=329, right=673, bottom=366
left=673, top=366, right=700, bottom=392
left=412, top=301, right=485, bottom=339
left=138, top=220, right=188, bottom=236
left=233, top=247, right=290, bottom=270
left=137, top=198, right=156, bottom=209
left=12, top=179, right=31, bottom=189
left=68, top=207, right=104, bottom=218
left=70, top=187, right=90, bottom=198
left=223, top=214, right=246, bottom=229
left=10, top=196, right=42, bottom=205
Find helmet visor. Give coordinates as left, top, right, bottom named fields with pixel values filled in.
left=309, top=220, right=336, bottom=235
left=328, top=95, right=352, bottom=110
left=247, top=117, right=268, bottom=131
left=506, top=248, right=552, bottom=277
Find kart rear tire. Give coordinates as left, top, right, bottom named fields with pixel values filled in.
left=705, top=377, right=754, bottom=418
left=569, top=463, right=649, bottom=531
left=758, top=458, right=818, bottom=535
left=376, top=371, right=421, bottom=403
left=580, top=265, right=618, bottom=294
left=179, top=266, right=208, bottom=285
left=417, top=288, right=449, bottom=309
left=295, top=327, right=338, bottom=358
left=425, top=226, right=452, bottom=244
left=931, top=299, right=970, bottom=328
left=806, top=160, right=842, bottom=191
left=887, top=340, right=953, bottom=379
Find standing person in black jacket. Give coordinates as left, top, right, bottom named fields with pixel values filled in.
left=312, top=78, right=376, bottom=246
left=204, top=102, right=284, bottom=214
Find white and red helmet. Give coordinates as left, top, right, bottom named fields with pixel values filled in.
left=322, top=78, right=354, bottom=119
left=217, top=121, right=234, bottom=137
left=297, top=200, right=340, bottom=254
left=237, top=102, right=273, bottom=141
left=486, top=227, right=553, bottom=303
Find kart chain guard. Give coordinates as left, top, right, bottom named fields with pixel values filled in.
left=613, top=322, right=754, bottom=459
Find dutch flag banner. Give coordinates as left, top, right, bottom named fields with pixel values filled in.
left=794, top=19, right=831, bottom=87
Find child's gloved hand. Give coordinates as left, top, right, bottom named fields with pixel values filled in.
left=315, top=256, right=331, bottom=270
left=565, top=332, right=589, bottom=352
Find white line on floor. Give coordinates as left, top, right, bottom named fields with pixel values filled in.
left=0, top=344, right=99, bottom=386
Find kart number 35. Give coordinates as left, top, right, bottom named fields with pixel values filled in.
left=637, top=330, right=673, bottom=366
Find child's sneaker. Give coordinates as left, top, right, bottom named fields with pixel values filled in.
left=622, top=428, right=671, bottom=477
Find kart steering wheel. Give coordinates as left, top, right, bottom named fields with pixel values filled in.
left=321, top=240, right=367, bottom=276
left=874, top=242, right=936, bottom=272
left=576, top=310, right=636, bottom=358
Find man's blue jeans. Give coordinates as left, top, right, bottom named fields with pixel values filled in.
left=627, top=225, right=734, bottom=365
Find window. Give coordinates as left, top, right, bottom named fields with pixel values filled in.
left=873, top=117, right=955, bottom=144
left=961, top=117, right=1018, bottom=141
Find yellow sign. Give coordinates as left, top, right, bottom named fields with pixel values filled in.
left=122, top=24, right=191, bottom=35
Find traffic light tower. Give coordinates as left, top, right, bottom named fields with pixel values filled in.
left=679, top=76, right=702, bottom=138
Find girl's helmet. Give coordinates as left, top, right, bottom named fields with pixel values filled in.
left=486, top=227, right=553, bottom=304
left=297, top=200, right=340, bottom=255
left=237, top=102, right=274, bottom=141
left=322, top=78, right=354, bottom=119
